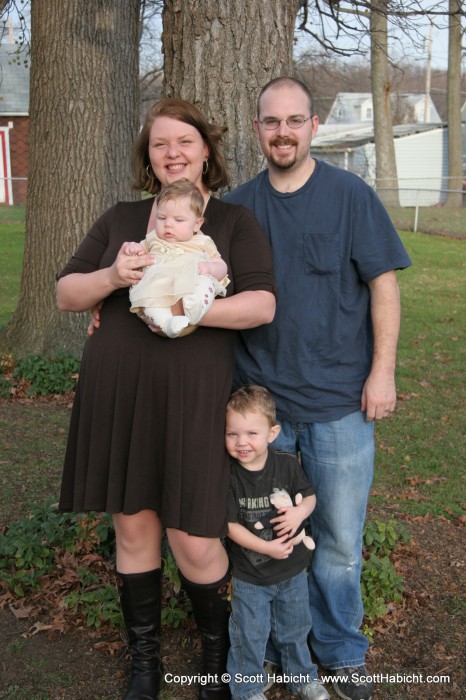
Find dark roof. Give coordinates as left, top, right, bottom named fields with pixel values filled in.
left=0, top=42, right=29, bottom=114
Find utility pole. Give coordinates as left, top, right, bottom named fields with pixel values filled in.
left=424, top=23, right=433, bottom=122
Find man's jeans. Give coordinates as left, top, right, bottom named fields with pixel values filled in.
left=228, top=571, right=319, bottom=699
left=272, top=410, right=374, bottom=670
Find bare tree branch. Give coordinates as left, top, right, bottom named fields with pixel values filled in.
left=0, top=0, right=31, bottom=54
left=296, top=0, right=465, bottom=60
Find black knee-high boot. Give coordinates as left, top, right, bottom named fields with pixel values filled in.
left=180, top=570, right=231, bottom=700
left=118, top=568, right=162, bottom=700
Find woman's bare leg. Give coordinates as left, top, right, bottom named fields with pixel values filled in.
left=166, top=528, right=229, bottom=583
left=113, top=509, right=162, bottom=574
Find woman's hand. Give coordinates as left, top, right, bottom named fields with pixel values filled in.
left=87, top=303, right=102, bottom=336
left=57, top=244, right=155, bottom=314
left=109, top=242, right=155, bottom=289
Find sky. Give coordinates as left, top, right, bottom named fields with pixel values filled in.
left=294, top=5, right=457, bottom=71
left=426, top=23, right=454, bottom=69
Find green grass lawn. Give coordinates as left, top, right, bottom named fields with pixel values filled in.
left=373, top=231, right=465, bottom=519
left=0, top=223, right=25, bottom=329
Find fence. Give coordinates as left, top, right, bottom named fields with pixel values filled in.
left=376, top=185, right=465, bottom=239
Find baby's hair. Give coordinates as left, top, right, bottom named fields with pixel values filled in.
left=157, top=179, right=204, bottom=219
left=227, top=385, right=277, bottom=427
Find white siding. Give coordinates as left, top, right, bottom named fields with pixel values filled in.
left=394, top=128, right=448, bottom=206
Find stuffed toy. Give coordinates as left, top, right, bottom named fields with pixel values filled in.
left=254, top=488, right=315, bottom=550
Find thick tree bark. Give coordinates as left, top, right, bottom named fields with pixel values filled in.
left=1, top=0, right=140, bottom=357
left=162, top=0, right=299, bottom=189
left=370, top=1, right=399, bottom=207
left=445, top=0, right=463, bottom=208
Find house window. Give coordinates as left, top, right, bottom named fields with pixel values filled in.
left=365, top=107, right=372, bottom=120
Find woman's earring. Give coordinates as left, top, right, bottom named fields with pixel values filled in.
left=202, top=159, right=209, bottom=175
left=146, top=164, right=155, bottom=180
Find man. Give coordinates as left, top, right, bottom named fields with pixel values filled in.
left=226, top=77, right=411, bottom=700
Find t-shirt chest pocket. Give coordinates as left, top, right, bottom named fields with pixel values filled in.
left=302, top=232, right=340, bottom=276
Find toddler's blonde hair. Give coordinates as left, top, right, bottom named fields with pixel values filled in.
left=227, top=385, right=277, bottom=427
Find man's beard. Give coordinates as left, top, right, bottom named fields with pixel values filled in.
left=267, top=137, right=297, bottom=170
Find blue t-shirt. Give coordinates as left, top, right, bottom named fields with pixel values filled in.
left=225, top=160, right=412, bottom=423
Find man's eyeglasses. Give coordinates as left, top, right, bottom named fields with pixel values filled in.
left=257, top=115, right=314, bottom=130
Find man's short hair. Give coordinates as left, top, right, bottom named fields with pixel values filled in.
left=257, top=77, right=313, bottom=117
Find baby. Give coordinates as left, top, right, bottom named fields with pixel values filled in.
left=126, top=179, right=229, bottom=338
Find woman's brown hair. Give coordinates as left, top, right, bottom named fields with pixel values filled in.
left=132, top=98, right=229, bottom=195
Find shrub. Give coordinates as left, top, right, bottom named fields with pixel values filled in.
left=0, top=354, right=14, bottom=397
left=0, top=374, right=13, bottom=397
left=161, top=549, right=191, bottom=628
left=361, top=552, right=403, bottom=619
left=361, top=517, right=409, bottom=640
left=64, top=580, right=123, bottom=629
left=363, top=517, right=409, bottom=556
left=0, top=503, right=115, bottom=597
left=12, top=353, right=80, bottom=396
left=0, top=502, right=191, bottom=631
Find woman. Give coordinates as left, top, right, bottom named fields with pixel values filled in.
left=56, top=98, right=275, bottom=700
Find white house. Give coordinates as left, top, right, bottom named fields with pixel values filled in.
left=312, top=123, right=448, bottom=206
left=325, top=92, right=441, bottom=125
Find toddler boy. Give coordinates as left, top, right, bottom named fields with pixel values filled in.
left=226, top=385, right=330, bottom=700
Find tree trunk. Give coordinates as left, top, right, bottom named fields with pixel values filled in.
left=162, top=0, right=299, bottom=189
left=370, top=1, right=399, bottom=207
left=0, top=0, right=140, bottom=357
left=445, top=0, right=463, bottom=208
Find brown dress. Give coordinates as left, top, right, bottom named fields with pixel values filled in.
left=58, top=196, right=274, bottom=537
